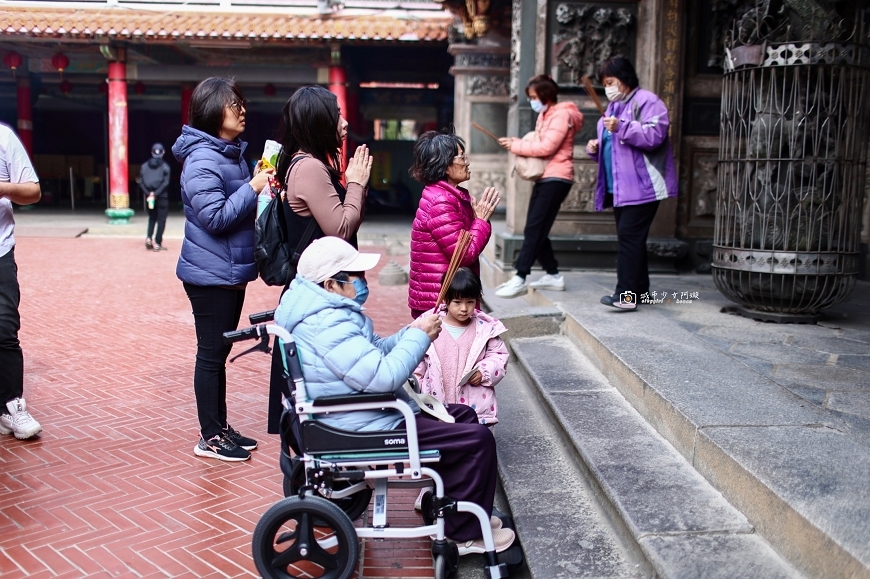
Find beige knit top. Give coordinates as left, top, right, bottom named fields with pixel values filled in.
left=284, top=155, right=365, bottom=240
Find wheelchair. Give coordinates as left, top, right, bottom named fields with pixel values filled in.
left=224, top=315, right=515, bottom=579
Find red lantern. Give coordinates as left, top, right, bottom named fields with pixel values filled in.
left=59, top=80, right=73, bottom=95
left=133, top=81, right=146, bottom=95
left=3, top=52, right=23, bottom=77
left=264, top=83, right=276, bottom=97
left=51, top=52, right=70, bottom=79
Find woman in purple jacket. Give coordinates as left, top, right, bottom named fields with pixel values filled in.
left=586, top=57, right=677, bottom=310
left=173, top=78, right=273, bottom=462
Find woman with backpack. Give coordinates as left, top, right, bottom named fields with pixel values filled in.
left=266, top=85, right=373, bottom=434
left=173, top=77, right=273, bottom=462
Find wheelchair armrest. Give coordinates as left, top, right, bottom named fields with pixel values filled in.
left=311, top=392, right=397, bottom=407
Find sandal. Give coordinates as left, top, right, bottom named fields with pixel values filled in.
left=455, top=528, right=516, bottom=555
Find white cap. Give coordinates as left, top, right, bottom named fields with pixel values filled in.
left=297, top=236, right=380, bottom=283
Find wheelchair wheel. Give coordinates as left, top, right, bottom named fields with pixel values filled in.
left=433, top=553, right=459, bottom=579
left=432, top=539, right=459, bottom=579
left=284, top=457, right=372, bottom=521
left=252, top=496, right=359, bottom=579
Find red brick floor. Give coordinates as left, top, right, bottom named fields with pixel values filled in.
left=0, top=237, right=431, bottom=578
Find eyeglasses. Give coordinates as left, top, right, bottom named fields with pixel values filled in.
left=453, top=154, right=469, bottom=166
left=228, top=98, right=247, bottom=113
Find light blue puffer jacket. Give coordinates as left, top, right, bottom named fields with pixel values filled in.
left=274, top=277, right=431, bottom=432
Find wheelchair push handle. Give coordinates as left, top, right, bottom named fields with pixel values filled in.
left=222, top=324, right=268, bottom=344
left=249, top=309, right=275, bottom=324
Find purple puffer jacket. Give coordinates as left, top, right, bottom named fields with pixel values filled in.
left=587, top=88, right=678, bottom=211
left=409, top=181, right=492, bottom=312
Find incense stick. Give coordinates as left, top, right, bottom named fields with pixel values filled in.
left=581, top=76, right=606, bottom=115
left=436, top=231, right=472, bottom=308
left=471, top=122, right=501, bottom=142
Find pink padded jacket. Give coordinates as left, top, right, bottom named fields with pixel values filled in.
left=413, top=308, right=509, bottom=425
left=408, top=181, right=492, bottom=312
left=509, top=101, right=584, bottom=181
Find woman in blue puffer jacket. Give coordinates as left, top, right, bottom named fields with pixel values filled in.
left=172, top=78, right=273, bottom=463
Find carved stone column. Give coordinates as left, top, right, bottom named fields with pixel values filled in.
left=449, top=42, right=511, bottom=250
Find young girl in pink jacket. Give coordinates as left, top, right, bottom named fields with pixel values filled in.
left=414, top=268, right=509, bottom=426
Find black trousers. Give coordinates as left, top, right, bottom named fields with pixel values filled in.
left=613, top=200, right=660, bottom=298
left=146, top=197, right=169, bottom=245
left=183, top=283, right=246, bottom=440
left=0, top=249, right=23, bottom=405
left=402, top=404, right=497, bottom=542
left=513, top=180, right=572, bottom=277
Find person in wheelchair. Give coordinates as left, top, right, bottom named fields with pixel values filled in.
left=273, top=236, right=516, bottom=554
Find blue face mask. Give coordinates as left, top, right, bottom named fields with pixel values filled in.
left=351, top=278, right=369, bottom=306
left=529, top=99, right=547, bottom=114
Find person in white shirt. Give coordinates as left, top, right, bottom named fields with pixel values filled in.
left=0, top=123, right=42, bottom=439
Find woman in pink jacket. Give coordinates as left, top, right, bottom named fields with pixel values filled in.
left=496, top=75, right=583, bottom=298
left=408, top=131, right=501, bottom=318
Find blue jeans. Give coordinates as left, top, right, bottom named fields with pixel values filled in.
left=0, top=249, right=23, bottom=405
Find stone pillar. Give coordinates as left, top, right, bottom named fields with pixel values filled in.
left=106, top=55, right=134, bottom=224
left=448, top=42, right=511, bottom=285
left=16, top=75, right=33, bottom=156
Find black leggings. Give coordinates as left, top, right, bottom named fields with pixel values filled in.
left=183, top=283, right=246, bottom=440
left=513, top=180, right=572, bottom=277
left=613, top=200, right=660, bottom=297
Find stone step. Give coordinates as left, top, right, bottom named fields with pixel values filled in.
left=523, top=273, right=870, bottom=579
left=508, top=335, right=802, bottom=579
left=493, top=361, right=652, bottom=578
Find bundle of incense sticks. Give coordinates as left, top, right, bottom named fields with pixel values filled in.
left=435, top=230, right=472, bottom=308
left=582, top=75, right=606, bottom=115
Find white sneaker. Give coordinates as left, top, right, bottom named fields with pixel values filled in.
left=528, top=273, right=565, bottom=291
left=0, top=398, right=42, bottom=440
left=494, top=275, right=528, bottom=299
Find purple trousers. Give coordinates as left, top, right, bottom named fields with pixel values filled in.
left=400, top=404, right=497, bottom=542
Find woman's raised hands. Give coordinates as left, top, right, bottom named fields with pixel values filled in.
left=345, top=144, right=373, bottom=186
left=472, top=186, right=501, bottom=221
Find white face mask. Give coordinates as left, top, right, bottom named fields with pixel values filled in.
left=529, top=99, right=547, bottom=113
left=605, top=85, right=623, bottom=102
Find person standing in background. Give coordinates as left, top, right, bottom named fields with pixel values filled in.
left=407, top=130, right=500, bottom=319
left=495, top=75, right=583, bottom=298
left=141, top=142, right=171, bottom=252
left=173, top=78, right=273, bottom=462
left=265, top=85, right=372, bottom=435
left=0, top=122, right=42, bottom=440
left=585, top=57, right=677, bottom=310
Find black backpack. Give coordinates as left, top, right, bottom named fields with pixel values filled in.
left=254, top=157, right=317, bottom=286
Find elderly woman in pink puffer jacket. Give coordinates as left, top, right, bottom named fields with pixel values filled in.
left=408, top=131, right=501, bottom=318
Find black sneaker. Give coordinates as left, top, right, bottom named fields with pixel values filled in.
left=223, top=424, right=257, bottom=451
left=600, top=294, right=637, bottom=310
left=145, top=239, right=153, bottom=250
left=194, top=433, right=251, bottom=462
